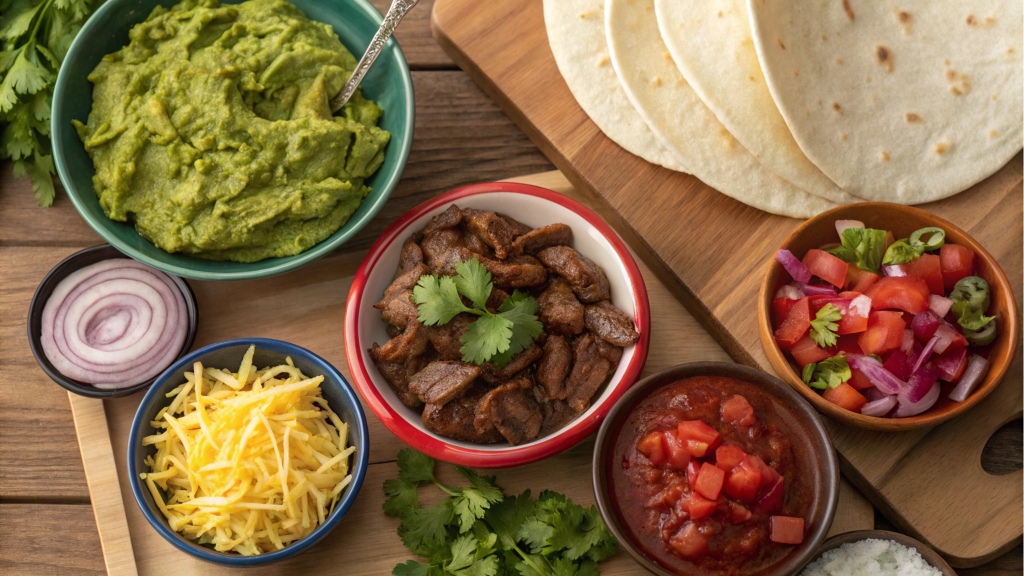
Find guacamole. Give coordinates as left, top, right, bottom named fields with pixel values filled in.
left=73, top=0, right=390, bottom=262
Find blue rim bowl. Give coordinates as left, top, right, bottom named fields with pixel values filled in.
left=128, top=338, right=370, bottom=565
left=52, top=0, right=414, bottom=281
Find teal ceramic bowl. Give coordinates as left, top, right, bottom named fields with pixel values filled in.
left=52, top=0, right=414, bottom=281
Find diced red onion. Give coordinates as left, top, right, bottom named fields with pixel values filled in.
left=901, top=329, right=915, bottom=353
left=932, top=323, right=960, bottom=354
left=911, top=310, right=941, bottom=342
left=882, top=264, right=907, bottom=277
left=948, top=355, right=991, bottom=402
left=848, top=295, right=871, bottom=318
left=862, top=386, right=889, bottom=402
left=910, top=336, right=940, bottom=376
left=776, top=249, right=811, bottom=283
left=40, top=259, right=187, bottom=388
left=883, top=349, right=910, bottom=380
left=775, top=283, right=805, bottom=300
left=903, top=362, right=940, bottom=404
left=846, top=354, right=905, bottom=395
left=895, top=381, right=940, bottom=417
left=934, top=346, right=967, bottom=382
left=860, top=395, right=897, bottom=417
left=798, top=283, right=838, bottom=296
left=835, top=220, right=865, bottom=237
left=928, top=294, right=954, bottom=318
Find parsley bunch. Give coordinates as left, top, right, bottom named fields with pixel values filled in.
left=413, top=258, right=543, bottom=367
left=384, top=449, right=619, bottom=576
left=1, top=0, right=103, bottom=206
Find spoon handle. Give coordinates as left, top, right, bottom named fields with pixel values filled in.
left=329, top=0, right=419, bottom=113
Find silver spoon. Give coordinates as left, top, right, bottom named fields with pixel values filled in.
left=329, top=0, right=420, bottom=113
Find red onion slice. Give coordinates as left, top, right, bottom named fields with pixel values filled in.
left=932, top=323, right=959, bottom=355
left=846, top=354, right=906, bottom=395
left=910, top=336, right=940, bottom=376
left=860, top=395, right=897, bottom=417
left=775, top=283, right=806, bottom=300
left=776, top=249, right=811, bottom=283
left=798, top=283, right=838, bottom=296
left=895, top=381, right=940, bottom=417
left=835, top=220, right=865, bottom=237
left=928, top=295, right=953, bottom=318
left=948, top=355, right=991, bottom=402
left=903, top=362, right=940, bottom=404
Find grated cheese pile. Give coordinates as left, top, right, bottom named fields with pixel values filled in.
left=141, top=345, right=355, bottom=555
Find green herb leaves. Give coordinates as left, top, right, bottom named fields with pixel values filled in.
left=802, top=356, right=852, bottom=390
left=809, top=303, right=842, bottom=348
left=827, top=227, right=887, bottom=273
left=384, top=449, right=619, bottom=576
left=882, top=226, right=947, bottom=266
left=1, top=0, right=103, bottom=206
left=413, top=258, right=542, bottom=367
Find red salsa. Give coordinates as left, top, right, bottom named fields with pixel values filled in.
left=609, top=376, right=812, bottom=575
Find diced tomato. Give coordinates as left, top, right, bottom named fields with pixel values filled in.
left=858, top=311, right=907, bottom=355
left=723, top=459, right=762, bottom=504
left=728, top=502, right=752, bottom=524
left=934, top=345, right=968, bottom=382
left=687, top=492, right=718, bottom=520
left=803, top=249, right=849, bottom=287
left=669, top=521, right=708, bottom=559
left=940, top=244, right=975, bottom=292
left=845, top=266, right=879, bottom=293
left=838, top=290, right=863, bottom=299
left=753, top=477, right=785, bottom=514
left=686, top=460, right=700, bottom=490
left=848, top=367, right=874, bottom=390
left=838, top=302, right=869, bottom=335
left=774, top=297, right=811, bottom=350
left=637, top=431, right=666, bottom=466
left=904, top=254, right=944, bottom=295
left=677, top=421, right=722, bottom=458
left=822, top=382, right=868, bottom=412
left=835, top=334, right=863, bottom=354
left=720, top=395, right=757, bottom=427
left=864, top=276, right=930, bottom=314
left=770, top=516, right=805, bottom=545
left=746, top=455, right=781, bottom=488
left=661, top=430, right=692, bottom=470
left=694, top=462, right=726, bottom=500
left=649, top=482, right=686, bottom=508
left=715, top=445, right=748, bottom=472
left=790, top=335, right=833, bottom=367
left=809, top=295, right=850, bottom=312
left=772, top=297, right=798, bottom=329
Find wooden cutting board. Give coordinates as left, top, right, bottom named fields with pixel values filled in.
left=431, top=0, right=1023, bottom=567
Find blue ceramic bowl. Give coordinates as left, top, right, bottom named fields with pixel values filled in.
left=52, top=0, right=414, bottom=281
left=128, top=338, right=370, bottom=565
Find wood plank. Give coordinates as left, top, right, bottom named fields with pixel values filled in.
left=0, top=504, right=106, bottom=575
left=370, top=0, right=455, bottom=70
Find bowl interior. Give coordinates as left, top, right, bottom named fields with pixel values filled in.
left=27, top=244, right=198, bottom=398
left=593, top=362, right=839, bottom=576
left=128, top=339, right=369, bottom=565
left=52, top=0, right=413, bottom=281
left=759, top=202, right=1019, bottom=431
left=807, top=530, right=957, bottom=576
left=351, top=187, right=647, bottom=459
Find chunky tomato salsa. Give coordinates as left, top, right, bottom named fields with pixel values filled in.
left=608, top=376, right=812, bottom=575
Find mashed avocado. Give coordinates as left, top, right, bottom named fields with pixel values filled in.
left=73, top=0, right=390, bottom=262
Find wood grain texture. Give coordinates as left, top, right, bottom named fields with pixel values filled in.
left=0, top=504, right=106, bottom=575
left=430, top=0, right=1023, bottom=567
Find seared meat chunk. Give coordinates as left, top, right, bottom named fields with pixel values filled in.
left=376, top=263, right=428, bottom=309
left=565, top=333, right=623, bottom=412
left=537, top=245, right=610, bottom=303
left=423, top=205, right=463, bottom=236
left=479, top=255, right=547, bottom=288
left=408, top=361, right=481, bottom=406
left=499, top=214, right=533, bottom=236
left=480, top=344, right=544, bottom=384
left=538, top=399, right=581, bottom=436
left=396, top=238, right=424, bottom=277
left=369, top=344, right=422, bottom=409
left=474, top=379, right=543, bottom=446
left=584, top=301, right=640, bottom=346
left=463, top=208, right=518, bottom=259
left=512, top=223, right=573, bottom=255
left=464, top=230, right=494, bottom=257
left=422, top=229, right=471, bottom=276
left=537, top=278, right=585, bottom=335
left=427, top=313, right=474, bottom=360
left=374, top=321, right=429, bottom=362
left=536, top=335, right=572, bottom=399
left=423, top=385, right=503, bottom=443
left=379, top=290, right=420, bottom=330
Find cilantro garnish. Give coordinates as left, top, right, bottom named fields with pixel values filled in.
left=413, top=258, right=543, bottom=367
left=809, top=303, right=842, bottom=348
left=801, top=356, right=852, bottom=390
left=1, top=0, right=104, bottom=206
left=827, top=227, right=887, bottom=273
left=384, top=449, right=619, bottom=576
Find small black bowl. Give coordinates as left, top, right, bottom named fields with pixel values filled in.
left=27, top=244, right=198, bottom=398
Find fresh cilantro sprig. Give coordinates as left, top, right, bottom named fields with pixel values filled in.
left=413, top=258, right=542, bottom=367
left=827, top=227, right=887, bottom=273
left=809, top=303, right=842, bottom=348
left=384, top=449, right=619, bottom=576
left=802, top=356, right=852, bottom=390
left=1, top=0, right=104, bottom=206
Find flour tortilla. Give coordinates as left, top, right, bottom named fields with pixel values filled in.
left=543, top=0, right=687, bottom=173
left=748, top=0, right=1023, bottom=203
left=605, top=0, right=836, bottom=219
left=654, top=0, right=861, bottom=204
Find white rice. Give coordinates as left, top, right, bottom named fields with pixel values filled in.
left=800, top=538, right=943, bottom=576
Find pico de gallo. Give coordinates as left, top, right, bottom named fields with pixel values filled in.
left=610, top=376, right=812, bottom=575
left=772, top=220, right=995, bottom=418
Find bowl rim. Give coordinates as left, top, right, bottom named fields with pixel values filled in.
left=50, top=0, right=415, bottom=281
left=757, top=201, right=1020, bottom=431
left=591, top=361, right=840, bottom=576
left=343, top=181, right=652, bottom=467
left=26, top=243, right=199, bottom=399
left=127, top=337, right=370, bottom=565
left=805, top=529, right=957, bottom=576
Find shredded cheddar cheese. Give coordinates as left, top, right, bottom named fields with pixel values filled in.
left=141, top=345, right=354, bottom=555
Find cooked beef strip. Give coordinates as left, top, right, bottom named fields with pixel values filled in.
left=479, top=254, right=547, bottom=288
left=536, top=335, right=572, bottom=399
left=396, top=237, right=424, bottom=277
left=462, top=208, right=518, bottom=259
left=369, top=343, right=422, bottom=409
left=538, top=398, right=581, bottom=436
left=498, top=213, right=533, bottom=237
left=423, top=385, right=503, bottom=443
left=536, top=245, right=611, bottom=303
left=380, top=290, right=420, bottom=330
left=408, top=361, right=481, bottom=406
left=375, top=263, right=428, bottom=309
left=474, top=379, right=543, bottom=446
left=375, top=320, right=429, bottom=362
left=427, top=312, right=474, bottom=360
left=511, top=223, right=573, bottom=256
left=565, top=333, right=622, bottom=412
left=584, top=300, right=640, bottom=346
left=464, top=230, right=495, bottom=258
left=423, top=205, right=463, bottom=236
left=537, top=278, right=585, bottom=335
left=422, top=229, right=471, bottom=276
left=480, top=344, right=544, bottom=384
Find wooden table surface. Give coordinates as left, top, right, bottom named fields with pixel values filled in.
left=0, top=1, right=1019, bottom=573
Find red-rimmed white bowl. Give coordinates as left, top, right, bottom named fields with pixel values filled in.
left=344, top=182, right=651, bottom=467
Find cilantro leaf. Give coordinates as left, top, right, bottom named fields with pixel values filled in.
left=485, top=490, right=536, bottom=551
left=397, top=448, right=437, bottom=485
left=454, top=258, right=493, bottom=310
left=392, top=560, right=439, bottom=576
left=447, top=535, right=500, bottom=576
left=809, top=303, right=841, bottom=348
left=384, top=478, right=420, bottom=517
left=461, top=313, right=514, bottom=365
left=414, top=275, right=475, bottom=326
left=490, top=291, right=544, bottom=368
left=452, top=466, right=505, bottom=532
left=803, top=356, right=851, bottom=390
left=882, top=239, right=923, bottom=266
left=399, top=500, right=455, bottom=557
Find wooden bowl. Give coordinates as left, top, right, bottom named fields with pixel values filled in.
left=758, top=202, right=1019, bottom=431
left=805, top=530, right=956, bottom=575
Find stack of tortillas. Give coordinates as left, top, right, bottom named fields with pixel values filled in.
left=543, top=0, right=1022, bottom=218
